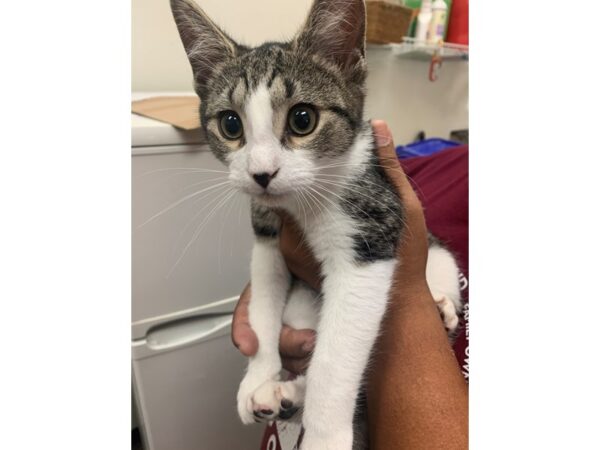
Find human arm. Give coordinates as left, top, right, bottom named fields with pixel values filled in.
left=366, top=120, right=468, bottom=450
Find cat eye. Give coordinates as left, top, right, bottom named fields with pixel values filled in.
left=219, top=111, right=244, bottom=140
left=287, top=104, right=318, bottom=136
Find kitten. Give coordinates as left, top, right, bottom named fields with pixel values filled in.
left=170, top=1, right=462, bottom=449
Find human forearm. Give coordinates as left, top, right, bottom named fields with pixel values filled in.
left=367, top=286, right=468, bottom=450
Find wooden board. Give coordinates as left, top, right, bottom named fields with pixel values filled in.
left=132, top=96, right=201, bottom=130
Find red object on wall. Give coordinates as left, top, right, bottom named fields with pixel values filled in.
left=446, top=0, right=469, bottom=45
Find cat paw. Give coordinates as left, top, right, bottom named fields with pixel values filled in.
left=250, top=378, right=305, bottom=423
left=434, top=295, right=460, bottom=332
left=300, top=428, right=353, bottom=450
left=237, top=372, right=276, bottom=425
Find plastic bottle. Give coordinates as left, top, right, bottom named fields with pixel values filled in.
left=446, top=0, right=468, bottom=45
left=427, top=0, right=448, bottom=44
left=415, top=0, right=432, bottom=43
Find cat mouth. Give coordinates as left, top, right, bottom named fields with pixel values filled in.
left=253, top=190, right=288, bottom=205
left=258, top=191, right=284, bottom=199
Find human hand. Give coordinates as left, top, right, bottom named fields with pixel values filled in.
left=231, top=120, right=430, bottom=373
left=231, top=283, right=316, bottom=375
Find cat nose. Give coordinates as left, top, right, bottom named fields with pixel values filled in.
left=252, top=170, right=279, bottom=189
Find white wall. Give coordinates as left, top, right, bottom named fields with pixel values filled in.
left=364, top=47, right=469, bottom=144
left=132, top=0, right=313, bottom=92
left=132, top=0, right=468, bottom=144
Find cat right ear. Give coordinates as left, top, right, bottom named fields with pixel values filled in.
left=294, top=0, right=366, bottom=79
left=170, top=0, right=237, bottom=92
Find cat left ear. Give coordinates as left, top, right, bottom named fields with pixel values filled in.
left=170, top=0, right=237, bottom=92
left=294, top=0, right=366, bottom=77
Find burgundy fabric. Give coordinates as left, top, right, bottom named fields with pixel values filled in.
left=400, top=145, right=469, bottom=376
left=260, top=146, right=469, bottom=449
left=260, top=422, right=282, bottom=450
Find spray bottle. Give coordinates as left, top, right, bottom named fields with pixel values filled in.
left=427, top=0, right=448, bottom=44
left=415, top=0, right=432, bottom=43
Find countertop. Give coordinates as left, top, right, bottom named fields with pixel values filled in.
left=131, top=92, right=205, bottom=148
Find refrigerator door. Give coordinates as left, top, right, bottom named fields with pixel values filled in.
left=132, top=304, right=263, bottom=450
left=132, top=143, right=254, bottom=328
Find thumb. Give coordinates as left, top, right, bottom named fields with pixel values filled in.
left=231, top=283, right=259, bottom=357
left=371, top=120, right=422, bottom=210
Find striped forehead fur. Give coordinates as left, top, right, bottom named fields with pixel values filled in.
left=202, top=43, right=366, bottom=157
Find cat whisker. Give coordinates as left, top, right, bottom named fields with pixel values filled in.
left=139, top=167, right=230, bottom=178
left=323, top=164, right=425, bottom=198
left=311, top=181, right=395, bottom=250
left=291, top=188, right=313, bottom=254
left=305, top=184, right=375, bottom=255
left=312, top=177, right=406, bottom=227
left=138, top=180, right=232, bottom=228
left=173, top=185, right=235, bottom=250
left=302, top=185, right=338, bottom=250
left=218, top=188, right=242, bottom=274
left=312, top=174, right=408, bottom=208
left=301, top=185, right=327, bottom=220
left=178, top=175, right=230, bottom=194
left=370, top=132, right=393, bottom=145
left=315, top=175, right=419, bottom=243
left=309, top=162, right=429, bottom=201
left=293, top=190, right=308, bottom=234
left=168, top=187, right=238, bottom=277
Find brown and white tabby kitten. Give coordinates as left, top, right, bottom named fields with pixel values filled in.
left=171, top=1, right=462, bottom=448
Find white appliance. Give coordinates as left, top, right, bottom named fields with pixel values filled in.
left=132, top=93, right=263, bottom=450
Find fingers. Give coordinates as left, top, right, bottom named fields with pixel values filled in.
left=279, top=325, right=315, bottom=375
left=231, top=283, right=259, bottom=357
left=282, top=357, right=310, bottom=375
left=232, top=284, right=316, bottom=366
left=279, top=325, right=315, bottom=358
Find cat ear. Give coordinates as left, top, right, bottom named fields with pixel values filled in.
left=294, top=0, right=366, bottom=75
left=170, top=0, right=237, bottom=91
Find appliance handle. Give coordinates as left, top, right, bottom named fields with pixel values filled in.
left=138, top=313, right=233, bottom=355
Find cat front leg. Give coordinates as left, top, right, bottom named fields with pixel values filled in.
left=237, top=238, right=291, bottom=424
left=300, top=259, right=396, bottom=450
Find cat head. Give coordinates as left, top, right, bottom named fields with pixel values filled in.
left=171, top=0, right=368, bottom=207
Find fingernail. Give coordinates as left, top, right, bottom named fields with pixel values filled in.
left=374, top=123, right=391, bottom=147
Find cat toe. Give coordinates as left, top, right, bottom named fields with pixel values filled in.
left=278, top=402, right=299, bottom=420
left=251, top=378, right=305, bottom=422
left=252, top=406, right=277, bottom=422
